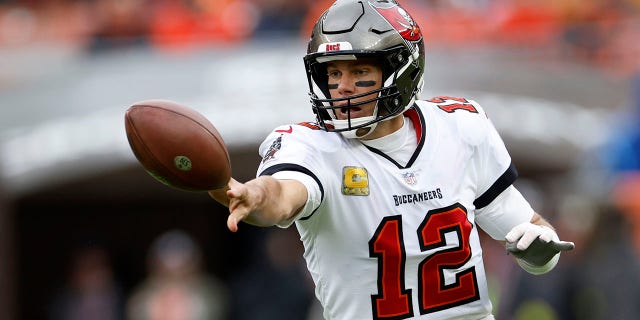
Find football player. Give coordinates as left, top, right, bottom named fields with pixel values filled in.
left=210, top=0, right=574, bottom=319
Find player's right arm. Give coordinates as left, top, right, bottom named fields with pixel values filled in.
left=208, top=176, right=308, bottom=232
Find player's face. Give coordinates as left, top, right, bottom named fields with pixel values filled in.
left=326, top=59, right=383, bottom=120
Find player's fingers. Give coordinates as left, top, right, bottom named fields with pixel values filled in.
left=227, top=177, right=241, bottom=188
left=227, top=214, right=240, bottom=232
left=505, top=224, right=527, bottom=243
left=505, top=241, right=519, bottom=253
left=551, top=240, right=575, bottom=251
left=227, top=188, right=254, bottom=233
left=514, top=228, right=542, bottom=250
left=227, top=205, right=249, bottom=232
left=538, top=231, right=555, bottom=243
left=226, top=181, right=248, bottom=201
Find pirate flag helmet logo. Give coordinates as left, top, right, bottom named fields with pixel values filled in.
left=372, top=2, right=422, bottom=42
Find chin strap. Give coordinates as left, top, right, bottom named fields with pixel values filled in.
left=340, top=123, right=378, bottom=139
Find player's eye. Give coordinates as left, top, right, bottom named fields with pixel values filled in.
left=328, top=70, right=341, bottom=79
left=355, top=68, right=369, bottom=76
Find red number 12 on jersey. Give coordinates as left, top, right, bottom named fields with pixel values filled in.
left=369, top=203, right=480, bottom=319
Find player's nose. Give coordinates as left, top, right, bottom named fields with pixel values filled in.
left=336, top=76, right=355, bottom=96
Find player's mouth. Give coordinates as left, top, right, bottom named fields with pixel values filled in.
left=336, top=106, right=363, bottom=119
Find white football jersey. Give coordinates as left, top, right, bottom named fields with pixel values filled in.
left=257, top=97, right=533, bottom=320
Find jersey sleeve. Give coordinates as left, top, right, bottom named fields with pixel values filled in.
left=467, top=100, right=518, bottom=210
left=270, top=170, right=322, bottom=228
left=465, top=101, right=535, bottom=239
left=475, top=185, right=535, bottom=239
left=256, top=124, right=326, bottom=223
left=422, top=97, right=517, bottom=206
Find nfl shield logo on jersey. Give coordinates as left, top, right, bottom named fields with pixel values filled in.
left=402, top=172, right=418, bottom=185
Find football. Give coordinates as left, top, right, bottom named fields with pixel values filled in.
left=124, top=99, right=231, bottom=191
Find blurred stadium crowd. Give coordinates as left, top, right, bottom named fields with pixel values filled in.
left=1, top=0, right=640, bottom=320
left=0, top=0, right=638, bottom=74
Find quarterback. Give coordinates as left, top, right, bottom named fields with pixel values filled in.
left=210, top=0, right=574, bottom=319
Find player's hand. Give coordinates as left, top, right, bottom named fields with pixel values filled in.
left=211, top=176, right=305, bottom=232
left=208, top=178, right=257, bottom=232
left=224, top=178, right=257, bottom=233
left=505, top=222, right=575, bottom=266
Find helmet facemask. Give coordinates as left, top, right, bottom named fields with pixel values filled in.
left=305, top=45, right=423, bottom=139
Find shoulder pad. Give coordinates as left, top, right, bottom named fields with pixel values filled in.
left=420, top=96, right=491, bottom=146
left=296, top=121, right=323, bottom=130
left=425, top=96, right=482, bottom=115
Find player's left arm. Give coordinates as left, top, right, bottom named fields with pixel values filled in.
left=459, top=100, right=574, bottom=274
left=437, top=98, right=575, bottom=274
left=475, top=185, right=574, bottom=275
left=504, top=213, right=575, bottom=275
